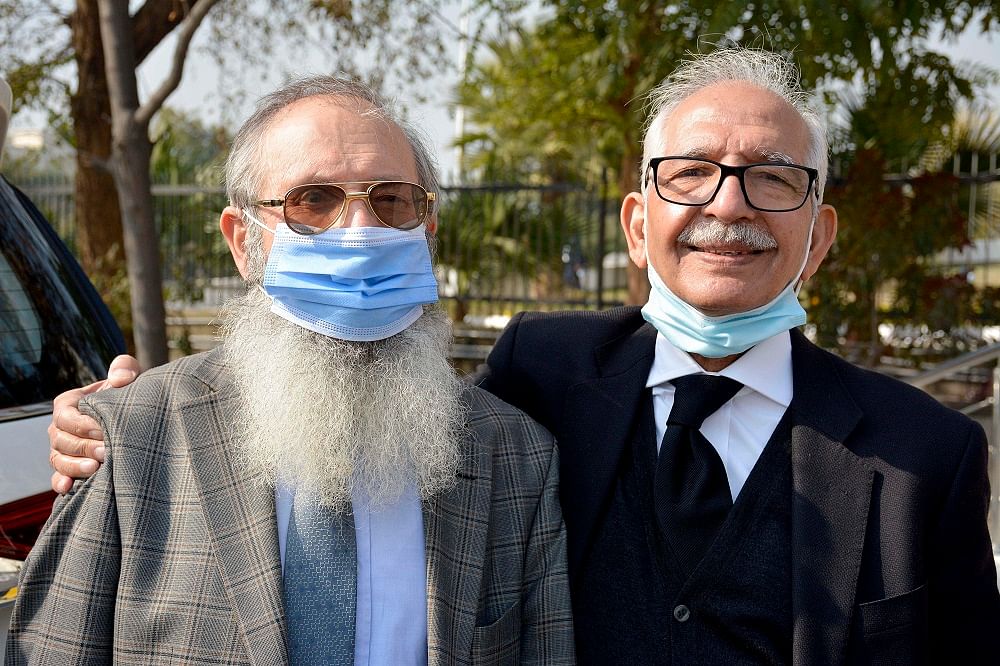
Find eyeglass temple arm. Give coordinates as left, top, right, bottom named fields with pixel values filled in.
left=252, top=199, right=283, bottom=207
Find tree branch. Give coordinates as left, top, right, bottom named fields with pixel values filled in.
left=132, top=0, right=207, bottom=65
left=135, top=0, right=221, bottom=129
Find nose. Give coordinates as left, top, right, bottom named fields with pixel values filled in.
left=703, top=172, right=755, bottom=221
left=338, top=193, right=383, bottom=228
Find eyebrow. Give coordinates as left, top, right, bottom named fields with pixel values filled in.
left=755, top=147, right=796, bottom=164
left=669, top=146, right=797, bottom=164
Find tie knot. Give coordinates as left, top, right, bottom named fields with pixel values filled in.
left=667, top=374, right=743, bottom=428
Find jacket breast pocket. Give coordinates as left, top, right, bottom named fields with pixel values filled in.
left=469, top=600, right=521, bottom=665
left=856, top=584, right=928, bottom=665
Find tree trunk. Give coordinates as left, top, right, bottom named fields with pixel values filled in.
left=114, top=126, right=167, bottom=368
left=98, top=0, right=168, bottom=368
left=69, top=0, right=130, bottom=343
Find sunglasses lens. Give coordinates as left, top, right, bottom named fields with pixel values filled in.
left=284, top=184, right=347, bottom=234
left=369, top=182, right=428, bottom=230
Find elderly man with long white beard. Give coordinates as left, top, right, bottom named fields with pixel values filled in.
left=6, top=76, right=574, bottom=666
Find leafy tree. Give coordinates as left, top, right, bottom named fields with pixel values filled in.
left=98, top=0, right=223, bottom=367
left=809, top=100, right=1000, bottom=365
left=457, top=0, right=1000, bottom=304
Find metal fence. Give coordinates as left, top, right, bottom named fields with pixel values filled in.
left=10, top=174, right=630, bottom=319
left=11, top=153, right=1000, bottom=321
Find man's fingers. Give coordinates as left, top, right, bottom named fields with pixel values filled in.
left=48, top=420, right=105, bottom=462
left=104, top=354, right=140, bottom=389
left=51, top=471, right=74, bottom=495
left=49, top=447, right=100, bottom=479
left=51, top=384, right=104, bottom=441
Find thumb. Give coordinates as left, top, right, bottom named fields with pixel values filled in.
left=102, top=354, right=142, bottom=389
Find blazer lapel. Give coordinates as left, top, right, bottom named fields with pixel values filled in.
left=423, top=417, right=492, bottom=666
left=185, top=384, right=289, bottom=666
left=788, top=331, right=873, bottom=665
left=560, top=323, right=657, bottom=581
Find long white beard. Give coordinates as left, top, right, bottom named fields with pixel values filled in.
left=220, top=288, right=465, bottom=513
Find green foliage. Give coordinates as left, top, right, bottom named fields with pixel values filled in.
left=149, top=108, right=233, bottom=304
left=809, top=148, right=971, bottom=359
left=151, top=108, right=229, bottom=185
left=436, top=170, right=596, bottom=319
left=459, top=0, right=998, bottom=185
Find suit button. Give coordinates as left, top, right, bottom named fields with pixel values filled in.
left=673, top=604, right=690, bottom=622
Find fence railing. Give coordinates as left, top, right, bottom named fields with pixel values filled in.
left=10, top=174, right=630, bottom=318
left=905, top=343, right=1000, bottom=557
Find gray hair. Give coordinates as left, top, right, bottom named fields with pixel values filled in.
left=641, top=47, right=828, bottom=202
left=225, top=75, right=440, bottom=212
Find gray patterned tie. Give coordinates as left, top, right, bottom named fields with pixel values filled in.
left=283, top=493, right=357, bottom=665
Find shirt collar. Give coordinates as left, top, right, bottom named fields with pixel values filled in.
left=646, top=330, right=793, bottom=408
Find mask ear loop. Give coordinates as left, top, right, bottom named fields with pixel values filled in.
left=791, top=195, right=820, bottom=295
left=242, top=208, right=274, bottom=234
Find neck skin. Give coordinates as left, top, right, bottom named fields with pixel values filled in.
left=690, top=352, right=742, bottom=372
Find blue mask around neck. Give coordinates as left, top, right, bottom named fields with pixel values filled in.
left=641, top=216, right=814, bottom=358
left=248, top=214, right=439, bottom=341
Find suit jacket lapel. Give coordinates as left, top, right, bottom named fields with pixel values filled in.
left=560, top=322, right=657, bottom=581
left=423, top=411, right=492, bottom=666
left=185, top=383, right=290, bottom=666
left=788, top=331, right=873, bottom=665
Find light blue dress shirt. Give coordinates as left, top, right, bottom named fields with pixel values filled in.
left=277, top=484, right=428, bottom=665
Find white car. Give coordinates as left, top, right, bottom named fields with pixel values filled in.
left=0, top=77, right=125, bottom=656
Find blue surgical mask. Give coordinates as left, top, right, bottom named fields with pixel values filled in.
left=246, top=213, right=439, bottom=341
left=641, top=216, right=814, bottom=358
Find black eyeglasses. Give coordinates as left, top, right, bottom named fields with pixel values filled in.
left=647, top=157, right=818, bottom=213
left=252, top=181, right=436, bottom=235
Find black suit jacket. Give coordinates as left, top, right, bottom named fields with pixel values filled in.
left=477, top=306, right=1000, bottom=665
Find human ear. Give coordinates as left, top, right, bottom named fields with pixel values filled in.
left=621, top=192, right=649, bottom=269
left=220, top=206, right=250, bottom=279
left=800, top=203, right=838, bottom=282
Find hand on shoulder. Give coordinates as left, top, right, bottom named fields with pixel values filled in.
left=49, top=354, right=142, bottom=493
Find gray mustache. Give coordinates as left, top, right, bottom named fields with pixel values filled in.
left=676, top=219, right=778, bottom=251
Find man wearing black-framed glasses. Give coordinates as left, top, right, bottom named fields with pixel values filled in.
left=476, top=47, right=999, bottom=664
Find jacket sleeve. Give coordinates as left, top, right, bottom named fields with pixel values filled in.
left=472, top=312, right=525, bottom=410
left=927, top=419, right=1000, bottom=662
left=5, top=445, right=120, bottom=664
left=519, top=437, right=575, bottom=665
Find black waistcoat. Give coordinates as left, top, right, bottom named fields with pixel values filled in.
left=572, top=393, right=794, bottom=665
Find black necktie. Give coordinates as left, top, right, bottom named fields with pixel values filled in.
left=654, top=374, right=743, bottom=575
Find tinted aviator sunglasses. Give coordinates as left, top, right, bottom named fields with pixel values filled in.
left=252, top=181, right=436, bottom=235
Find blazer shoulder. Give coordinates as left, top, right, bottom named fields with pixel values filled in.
left=507, top=305, right=646, bottom=347
left=822, top=343, right=974, bottom=428
left=461, top=384, right=557, bottom=481
left=79, top=348, right=234, bottom=455
left=492, top=306, right=647, bottom=378
left=85, top=348, right=231, bottom=410
left=796, top=335, right=985, bottom=465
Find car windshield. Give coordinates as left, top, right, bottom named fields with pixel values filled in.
left=0, top=175, right=123, bottom=409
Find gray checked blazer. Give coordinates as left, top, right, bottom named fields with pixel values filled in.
left=6, top=348, right=574, bottom=665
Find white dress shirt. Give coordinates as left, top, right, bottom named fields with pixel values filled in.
left=276, top=484, right=428, bottom=666
left=646, top=331, right=793, bottom=500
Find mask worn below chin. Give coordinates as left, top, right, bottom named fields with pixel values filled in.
left=640, top=214, right=815, bottom=358
left=246, top=212, right=439, bottom=341
left=641, top=264, right=806, bottom=357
